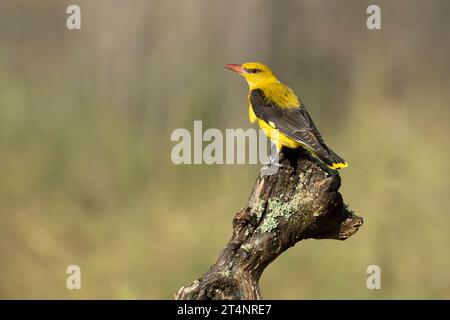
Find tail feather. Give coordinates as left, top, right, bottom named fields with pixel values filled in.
left=321, top=149, right=348, bottom=170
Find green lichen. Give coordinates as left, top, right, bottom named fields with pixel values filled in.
left=298, top=168, right=313, bottom=186
left=221, top=269, right=231, bottom=277
left=258, top=197, right=299, bottom=233
left=251, top=199, right=266, bottom=220
left=240, top=238, right=262, bottom=252
left=240, top=243, right=253, bottom=252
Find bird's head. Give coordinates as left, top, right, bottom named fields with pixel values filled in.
left=225, top=62, right=278, bottom=89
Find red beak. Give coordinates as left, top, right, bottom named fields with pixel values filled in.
left=225, top=64, right=245, bottom=74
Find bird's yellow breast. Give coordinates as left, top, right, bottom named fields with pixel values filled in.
left=248, top=103, right=257, bottom=123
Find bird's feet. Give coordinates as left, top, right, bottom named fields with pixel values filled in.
left=260, top=157, right=283, bottom=176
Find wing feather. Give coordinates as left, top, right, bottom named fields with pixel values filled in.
left=250, top=88, right=343, bottom=165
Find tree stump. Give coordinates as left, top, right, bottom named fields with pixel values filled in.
left=175, top=148, right=363, bottom=300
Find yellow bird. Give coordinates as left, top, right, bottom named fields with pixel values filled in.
left=225, top=62, right=348, bottom=170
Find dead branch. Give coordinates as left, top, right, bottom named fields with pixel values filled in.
left=175, top=148, right=363, bottom=300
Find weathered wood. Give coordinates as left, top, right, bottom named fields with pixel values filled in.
left=175, top=148, right=363, bottom=300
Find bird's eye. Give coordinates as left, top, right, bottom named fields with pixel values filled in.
left=247, top=68, right=261, bottom=74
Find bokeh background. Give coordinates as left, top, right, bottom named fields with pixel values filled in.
left=1, top=0, right=450, bottom=299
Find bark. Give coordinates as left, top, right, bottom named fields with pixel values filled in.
left=174, top=148, right=363, bottom=300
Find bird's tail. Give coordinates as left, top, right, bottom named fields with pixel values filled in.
left=323, top=149, right=349, bottom=170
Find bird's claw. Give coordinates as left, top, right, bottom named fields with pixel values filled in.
left=260, top=159, right=283, bottom=175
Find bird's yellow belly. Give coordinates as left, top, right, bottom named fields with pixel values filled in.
left=258, top=119, right=301, bottom=149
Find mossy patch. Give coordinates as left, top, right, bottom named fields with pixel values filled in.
left=221, top=269, right=231, bottom=277
left=240, top=239, right=262, bottom=252
left=251, top=199, right=266, bottom=220
left=298, top=167, right=314, bottom=186
left=257, top=190, right=318, bottom=233
left=258, top=197, right=298, bottom=233
left=240, top=243, right=253, bottom=252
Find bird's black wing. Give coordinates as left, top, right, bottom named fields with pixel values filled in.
left=250, top=88, right=344, bottom=166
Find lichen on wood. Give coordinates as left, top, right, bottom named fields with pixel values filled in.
left=175, top=147, right=363, bottom=300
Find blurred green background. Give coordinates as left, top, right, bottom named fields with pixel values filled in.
left=1, top=0, right=450, bottom=299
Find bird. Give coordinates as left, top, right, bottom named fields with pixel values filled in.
left=225, top=62, right=348, bottom=170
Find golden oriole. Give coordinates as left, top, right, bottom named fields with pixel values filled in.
left=225, top=62, right=348, bottom=170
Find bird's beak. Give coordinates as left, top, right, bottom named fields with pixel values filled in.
left=225, top=64, right=245, bottom=75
